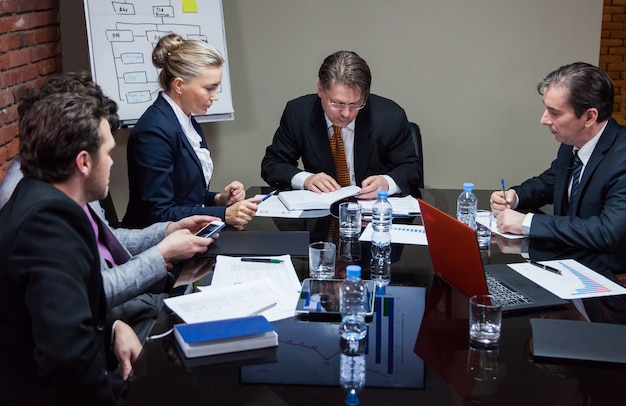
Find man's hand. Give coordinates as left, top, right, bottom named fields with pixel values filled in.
left=156, top=229, right=214, bottom=262
left=215, top=181, right=246, bottom=206
left=492, top=234, right=524, bottom=255
left=496, top=208, right=526, bottom=235
left=113, top=321, right=142, bottom=380
left=224, top=198, right=259, bottom=228
left=490, top=189, right=516, bottom=215
left=166, top=215, right=221, bottom=236
left=303, top=173, right=341, bottom=193
left=357, top=175, right=389, bottom=200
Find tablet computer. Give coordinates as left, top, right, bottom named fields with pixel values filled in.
left=295, top=278, right=376, bottom=317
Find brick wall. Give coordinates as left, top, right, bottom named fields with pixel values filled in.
left=0, top=0, right=61, bottom=182
left=601, top=0, right=626, bottom=124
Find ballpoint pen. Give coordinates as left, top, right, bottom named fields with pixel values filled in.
left=241, top=257, right=284, bottom=263
left=529, top=261, right=562, bottom=275
left=248, top=302, right=277, bottom=316
left=260, top=190, right=277, bottom=202
left=501, top=178, right=508, bottom=208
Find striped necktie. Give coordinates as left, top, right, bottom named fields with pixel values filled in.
left=568, top=151, right=583, bottom=214
left=330, top=125, right=351, bottom=187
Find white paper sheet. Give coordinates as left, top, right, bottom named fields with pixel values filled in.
left=508, top=259, right=626, bottom=299
left=198, top=255, right=301, bottom=321
left=476, top=214, right=525, bottom=240
left=358, top=195, right=421, bottom=215
left=165, top=277, right=297, bottom=323
left=358, top=223, right=428, bottom=245
left=254, top=194, right=330, bottom=218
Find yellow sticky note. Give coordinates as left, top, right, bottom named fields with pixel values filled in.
left=182, top=0, right=198, bottom=13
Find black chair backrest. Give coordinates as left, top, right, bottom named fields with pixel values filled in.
left=409, top=122, right=424, bottom=189
left=99, top=191, right=120, bottom=228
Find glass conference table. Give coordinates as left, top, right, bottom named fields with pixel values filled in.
left=121, top=188, right=626, bottom=405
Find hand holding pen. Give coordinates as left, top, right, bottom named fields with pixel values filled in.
left=490, top=179, right=513, bottom=215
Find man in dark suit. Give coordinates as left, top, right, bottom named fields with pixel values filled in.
left=261, top=50, right=421, bottom=199
left=491, top=62, right=626, bottom=255
left=0, top=93, right=142, bottom=405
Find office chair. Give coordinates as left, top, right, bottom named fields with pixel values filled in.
left=409, top=122, right=424, bottom=189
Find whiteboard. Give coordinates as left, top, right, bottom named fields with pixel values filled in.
left=83, top=0, right=233, bottom=125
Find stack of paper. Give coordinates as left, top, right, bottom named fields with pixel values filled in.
left=165, top=255, right=301, bottom=323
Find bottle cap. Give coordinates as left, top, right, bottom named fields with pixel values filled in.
left=377, top=190, right=389, bottom=199
left=346, top=265, right=361, bottom=278
left=462, top=182, right=475, bottom=191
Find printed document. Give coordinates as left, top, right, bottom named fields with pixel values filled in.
left=359, top=223, right=428, bottom=245
left=358, top=195, right=421, bottom=216
left=508, top=259, right=626, bottom=299
left=165, top=277, right=296, bottom=323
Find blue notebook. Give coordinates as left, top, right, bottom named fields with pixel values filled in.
left=174, top=315, right=278, bottom=358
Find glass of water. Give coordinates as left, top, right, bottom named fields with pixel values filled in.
left=309, top=241, right=336, bottom=279
left=469, top=294, right=502, bottom=348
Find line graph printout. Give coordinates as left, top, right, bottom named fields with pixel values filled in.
left=84, top=0, right=233, bottom=124
left=241, top=286, right=426, bottom=388
left=508, top=259, right=626, bottom=299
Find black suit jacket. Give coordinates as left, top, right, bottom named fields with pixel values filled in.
left=514, top=118, right=626, bottom=254
left=261, top=94, right=422, bottom=197
left=0, top=178, right=115, bottom=405
left=123, top=93, right=225, bottom=228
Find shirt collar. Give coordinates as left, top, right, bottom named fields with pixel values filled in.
left=323, top=114, right=356, bottom=136
left=575, top=121, right=607, bottom=165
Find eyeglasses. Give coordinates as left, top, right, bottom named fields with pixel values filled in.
left=327, top=100, right=366, bottom=111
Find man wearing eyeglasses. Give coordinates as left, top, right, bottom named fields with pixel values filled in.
left=261, top=50, right=421, bottom=200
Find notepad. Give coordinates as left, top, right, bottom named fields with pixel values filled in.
left=174, top=315, right=278, bottom=358
left=530, top=318, right=626, bottom=364
left=277, top=186, right=361, bottom=210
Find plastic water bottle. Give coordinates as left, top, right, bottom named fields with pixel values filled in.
left=339, top=265, right=368, bottom=341
left=339, top=337, right=366, bottom=406
left=456, top=182, right=477, bottom=229
left=370, top=190, right=392, bottom=287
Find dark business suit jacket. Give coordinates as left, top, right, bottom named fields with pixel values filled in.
left=0, top=178, right=115, bottom=405
left=261, top=94, right=422, bottom=197
left=514, top=118, right=626, bottom=253
left=123, top=93, right=226, bottom=228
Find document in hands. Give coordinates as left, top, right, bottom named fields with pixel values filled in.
left=277, top=185, right=361, bottom=210
left=174, top=315, right=278, bottom=358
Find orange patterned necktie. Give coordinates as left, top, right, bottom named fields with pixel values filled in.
left=330, top=125, right=351, bottom=187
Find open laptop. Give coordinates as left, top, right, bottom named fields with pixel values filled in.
left=419, top=199, right=566, bottom=312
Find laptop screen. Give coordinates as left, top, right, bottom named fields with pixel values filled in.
left=419, top=199, right=489, bottom=298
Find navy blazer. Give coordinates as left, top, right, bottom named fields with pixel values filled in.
left=0, top=178, right=115, bottom=405
left=514, top=118, right=626, bottom=254
left=261, top=94, right=422, bottom=197
left=123, top=93, right=226, bottom=228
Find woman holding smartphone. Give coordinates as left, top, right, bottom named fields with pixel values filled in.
left=123, top=33, right=259, bottom=229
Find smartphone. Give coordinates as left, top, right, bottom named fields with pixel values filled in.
left=194, top=220, right=225, bottom=238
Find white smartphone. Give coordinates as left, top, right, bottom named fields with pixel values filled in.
left=194, top=220, right=225, bottom=238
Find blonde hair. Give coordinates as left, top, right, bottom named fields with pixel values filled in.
left=152, top=33, right=224, bottom=91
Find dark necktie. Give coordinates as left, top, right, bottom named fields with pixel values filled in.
left=330, top=125, right=351, bottom=187
left=568, top=151, right=583, bottom=214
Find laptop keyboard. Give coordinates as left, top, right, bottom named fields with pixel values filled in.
left=485, top=272, right=534, bottom=306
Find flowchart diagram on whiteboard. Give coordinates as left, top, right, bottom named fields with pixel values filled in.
left=84, top=0, right=234, bottom=125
